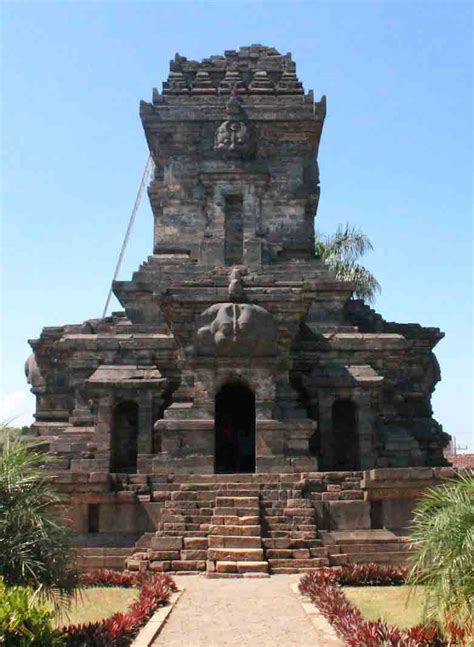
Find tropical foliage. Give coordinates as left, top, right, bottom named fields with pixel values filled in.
left=315, top=223, right=381, bottom=303
left=0, top=577, right=64, bottom=646
left=0, top=432, right=79, bottom=607
left=407, top=469, right=474, bottom=632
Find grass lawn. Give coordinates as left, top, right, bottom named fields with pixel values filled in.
left=54, top=587, right=139, bottom=627
left=343, top=586, right=427, bottom=629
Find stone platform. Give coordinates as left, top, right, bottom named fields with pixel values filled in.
left=66, top=467, right=459, bottom=575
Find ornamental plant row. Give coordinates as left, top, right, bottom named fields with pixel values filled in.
left=306, top=563, right=408, bottom=587
left=61, top=571, right=178, bottom=646
left=79, top=568, right=149, bottom=588
left=298, top=565, right=468, bottom=647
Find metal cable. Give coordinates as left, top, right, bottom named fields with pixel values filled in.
left=102, top=154, right=155, bottom=318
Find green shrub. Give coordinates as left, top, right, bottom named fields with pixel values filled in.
left=407, top=469, right=474, bottom=633
left=0, top=578, right=64, bottom=646
left=0, top=435, right=79, bottom=606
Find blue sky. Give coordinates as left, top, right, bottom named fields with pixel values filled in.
left=1, top=1, right=472, bottom=450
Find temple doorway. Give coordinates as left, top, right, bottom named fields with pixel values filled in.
left=332, top=399, right=359, bottom=470
left=111, top=401, right=138, bottom=473
left=215, top=382, right=256, bottom=473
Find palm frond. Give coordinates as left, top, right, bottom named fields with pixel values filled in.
left=315, top=224, right=381, bottom=303
left=328, top=260, right=381, bottom=303
left=0, top=434, right=80, bottom=606
left=321, top=223, right=374, bottom=264
left=407, top=469, right=474, bottom=630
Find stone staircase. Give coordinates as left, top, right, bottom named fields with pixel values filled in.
left=73, top=473, right=415, bottom=575
left=261, top=490, right=330, bottom=573
left=207, top=495, right=268, bottom=576
left=320, top=530, right=411, bottom=567
left=125, top=474, right=334, bottom=575
left=77, top=546, right=136, bottom=571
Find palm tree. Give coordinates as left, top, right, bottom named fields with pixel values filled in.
left=0, top=427, right=79, bottom=607
left=315, top=223, right=381, bottom=303
left=407, top=470, right=474, bottom=634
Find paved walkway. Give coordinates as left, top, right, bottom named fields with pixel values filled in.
left=152, top=574, right=326, bottom=647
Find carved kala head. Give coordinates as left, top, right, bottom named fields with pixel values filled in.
left=215, top=120, right=248, bottom=152
left=196, top=302, right=277, bottom=356
left=214, top=92, right=253, bottom=156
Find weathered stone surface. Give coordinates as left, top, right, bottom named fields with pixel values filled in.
left=26, top=45, right=449, bottom=566
left=196, top=303, right=277, bottom=357
left=327, top=501, right=371, bottom=531
left=150, top=537, right=183, bottom=550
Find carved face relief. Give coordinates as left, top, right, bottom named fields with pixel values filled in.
left=196, top=303, right=277, bottom=357
left=215, top=120, right=249, bottom=152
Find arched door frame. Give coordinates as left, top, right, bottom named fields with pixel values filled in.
left=111, top=400, right=139, bottom=473
left=317, top=389, right=376, bottom=471
left=214, top=379, right=256, bottom=474
left=331, top=397, right=359, bottom=471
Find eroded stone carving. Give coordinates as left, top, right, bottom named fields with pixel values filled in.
left=228, top=268, right=245, bottom=301
left=25, top=353, right=45, bottom=393
left=196, top=302, right=277, bottom=356
left=215, top=120, right=248, bottom=151
left=214, top=93, right=252, bottom=155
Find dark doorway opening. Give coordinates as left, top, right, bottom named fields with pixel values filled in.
left=224, top=195, right=243, bottom=266
left=332, top=399, right=359, bottom=470
left=215, top=382, right=256, bottom=473
left=88, top=504, right=100, bottom=533
left=111, top=401, right=138, bottom=473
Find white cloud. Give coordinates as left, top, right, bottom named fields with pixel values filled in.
left=0, top=389, right=35, bottom=427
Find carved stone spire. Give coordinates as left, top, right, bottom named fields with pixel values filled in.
left=248, top=69, right=274, bottom=94
left=219, top=67, right=246, bottom=94
left=191, top=70, right=216, bottom=95
left=163, top=70, right=189, bottom=95
left=277, top=67, right=304, bottom=95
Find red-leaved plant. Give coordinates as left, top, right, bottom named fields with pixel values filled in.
left=61, top=571, right=177, bottom=646
left=299, top=566, right=468, bottom=647
left=79, top=568, right=152, bottom=588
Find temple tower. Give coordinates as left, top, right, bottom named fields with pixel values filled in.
left=114, top=45, right=346, bottom=474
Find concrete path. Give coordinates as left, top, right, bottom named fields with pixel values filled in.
left=152, top=574, right=327, bottom=647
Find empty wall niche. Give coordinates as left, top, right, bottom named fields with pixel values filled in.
left=88, top=504, right=100, bottom=533
left=224, top=195, right=243, bottom=265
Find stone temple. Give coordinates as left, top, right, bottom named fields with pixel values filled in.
left=26, top=46, right=451, bottom=575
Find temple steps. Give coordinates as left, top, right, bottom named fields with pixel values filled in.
left=208, top=548, right=265, bottom=562
left=206, top=494, right=268, bottom=576
left=77, top=546, right=135, bottom=571
left=320, top=530, right=412, bottom=567
left=209, top=535, right=261, bottom=548
left=213, top=561, right=269, bottom=575
left=211, top=515, right=260, bottom=525
left=124, top=475, right=334, bottom=575
left=268, top=558, right=329, bottom=569
left=209, top=524, right=261, bottom=536
left=337, top=542, right=411, bottom=553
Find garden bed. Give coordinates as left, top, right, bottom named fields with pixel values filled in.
left=299, top=564, right=468, bottom=647
left=343, top=585, right=425, bottom=629
left=60, top=570, right=177, bottom=646
left=54, top=586, right=139, bottom=627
